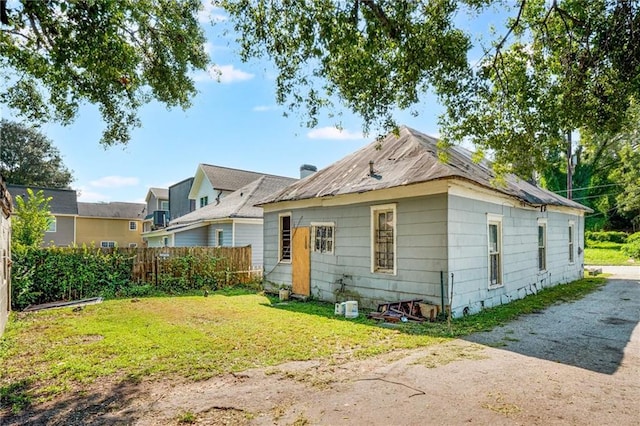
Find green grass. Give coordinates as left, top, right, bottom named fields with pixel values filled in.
left=584, top=242, right=635, bottom=265
left=0, top=277, right=607, bottom=408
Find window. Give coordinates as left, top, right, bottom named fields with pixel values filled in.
left=568, top=221, right=575, bottom=264
left=215, top=229, right=223, bottom=247
left=199, top=196, right=208, bottom=208
left=101, top=241, right=116, bottom=248
left=279, top=214, right=291, bottom=261
left=371, top=204, right=396, bottom=274
left=129, top=221, right=137, bottom=231
left=129, top=243, right=138, bottom=248
left=160, top=200, right=169, bottom=210
left=312, top=223, right=334, bottom=254
left=538, top=220, right=547, bottom=271
left=163, top=236, right=169, bottom=247
left=487, top=215, right=503, bottom=287
left=46, top=217, right=57, bottom=233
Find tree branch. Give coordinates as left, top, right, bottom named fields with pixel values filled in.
left=361, top=0, right=400, bottom=40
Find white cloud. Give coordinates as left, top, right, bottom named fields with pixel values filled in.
left=252, top=105, right=277, bottom=112
left=193, top=64, right=255, bottom=84
left=198, top=1, right=227, bottom=23
left=89, top=176, right=140, bottom=188
left=307, top=127, right=365, bottom=140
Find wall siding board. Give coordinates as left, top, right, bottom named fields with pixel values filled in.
left=234, top=223, right=263, bottom=266
left=175, top=227, right=208, bottom=246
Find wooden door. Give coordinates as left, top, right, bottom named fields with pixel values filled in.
left=292, top=227, right=310, bottom=296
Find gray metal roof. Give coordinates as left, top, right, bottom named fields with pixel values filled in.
left=199, top=164, right=292, bottom=192
left=78, top=202, right=147, bottom=219
left=169, top=175, right=297, bottom=226
left=7, top=184, right=78, bottom=215
left=259, top=126, right=591, bottom=211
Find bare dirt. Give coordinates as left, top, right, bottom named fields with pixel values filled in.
left=4, top=274, right=639, bottom=426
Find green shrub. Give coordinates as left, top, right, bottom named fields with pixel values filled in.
left=585, top=231, right=628, bottom=244
left=621, top=232, right=640, bottom=260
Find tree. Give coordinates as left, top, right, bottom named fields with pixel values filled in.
left=11, top=188, right=54, bottom=251
left=0, top=119, right=73, bottom=187
left=0, top=0, right=209, bottom=146
left=220, top=0, right=640, bottom=176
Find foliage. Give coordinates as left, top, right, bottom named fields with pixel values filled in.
left=585, top=231, right=628, bottom=244
left=583, top=246, right=632, bottom=266
left=9, top=246, right=252, bottom=310
left=0, top=379, right=32, bottom=414
left=621, top=232, right=640, bottom=259
left=11, top=245, right=134, bottom=310
left=220, top=1, right=640, bottom=179
left=0, top=276, right=605, bottom=408
left=0, top=0, right=209, bottom=146
left=0, top=119, right=73, bottom=187
left=11, top=188, right=53, bottom=252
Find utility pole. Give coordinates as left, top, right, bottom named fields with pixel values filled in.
left=567, top=131, right=573, bottom=200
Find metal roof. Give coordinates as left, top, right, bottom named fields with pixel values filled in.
left=7, top=184, right=78, bottom=215
left=258, top=126, right=591, bottom=211
left=78, top=202, right=147, bottom=219
left=169, top=175, right=297, bottom=226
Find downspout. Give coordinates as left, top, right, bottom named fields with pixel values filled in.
left=440, top=271, right=445, bottom=316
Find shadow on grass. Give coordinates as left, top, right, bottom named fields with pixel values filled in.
left=1, top=379, right=143, bottom=426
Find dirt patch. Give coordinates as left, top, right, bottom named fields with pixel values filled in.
left=2, top=278, right=639, bottom=425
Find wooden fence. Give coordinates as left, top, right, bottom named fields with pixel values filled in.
left=95, top=246, right=260, bottom=285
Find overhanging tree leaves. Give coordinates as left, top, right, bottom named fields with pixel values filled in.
left=219, top=0, right=640, bottom=177
left=0, top=0, right=209, bottom=146
left=0, top=119, right=73, bottom=187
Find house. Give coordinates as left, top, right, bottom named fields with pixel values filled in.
left=7, top=184, right=78, bottom=247
left=188, top=164, right=278, bottom=210
left=76, top=202, right=146, bottom=248
left=1, top=176, right=12, bottom=336
left=143, top=187, right=169, bottom=232
left=169, top=177, right=195, bottom=221
left=258, top=126, right=591, bottom=316
left=146, top=175, right=296, bottom=266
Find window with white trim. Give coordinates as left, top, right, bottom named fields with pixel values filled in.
left=163, top=236, right=169, bottom=247
left=101, top=241, right=116, bottom=248
left=487, top=215, right=503, bottom=287
left=129, top=221, right=137, bottom=231
left=160, top=200, right=169, bottom=210
left=538, top=219, right=547, bottom=271
left=215, top=229, right=223, bottom=247
left=312, top=222, right=334, bottom=254
left=371, top=204, right=396, bottom=274
left=46, top=217, right=57, bottom=233
left=199, top=196, right=208, bottom=208
left=279, top=214, right=291, bottom=261
left=568, top=221, right=575, bottom=264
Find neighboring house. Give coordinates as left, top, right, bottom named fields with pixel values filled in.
left=143, top=187, right=169, bottom=233
left=1, top=176, right=12, bottom=336
left=188, top=164, right=278, bottom=210
left=258, top=126, right=591, bottom=316
left=169, top=177, right=195, bottom=222
left=146, top=176, right=296, bottom=266
left=76, top=202, right=146, bottom=248
left=7, top=184, right=78, bottom=247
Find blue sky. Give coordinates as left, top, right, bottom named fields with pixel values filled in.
left=4, top=2, right=508, bottom=204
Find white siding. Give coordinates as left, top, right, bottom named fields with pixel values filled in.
left=175, top=227, right=208, bottom=246
left=234, top=223, right=263, bottom=266
left=264, top=194, right=448, bottom=308
left=447, top=194, right=585, bottom=316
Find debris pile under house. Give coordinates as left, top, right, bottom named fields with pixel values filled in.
left=367, top=299, right=442, bottom=323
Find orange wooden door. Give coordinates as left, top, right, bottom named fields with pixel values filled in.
left=292, top=227, right=310, bottom=296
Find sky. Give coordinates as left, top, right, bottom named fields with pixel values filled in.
left=2, top=2, right=509, bottom=205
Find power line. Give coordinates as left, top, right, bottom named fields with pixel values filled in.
left=554, top=183, right=621, bottom=193
left=572, top=193, right=617, bottom=202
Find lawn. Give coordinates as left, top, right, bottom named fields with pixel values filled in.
left=0, top=277, right=606, bottom=411
left=584, top=242, right=635, bottom=265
